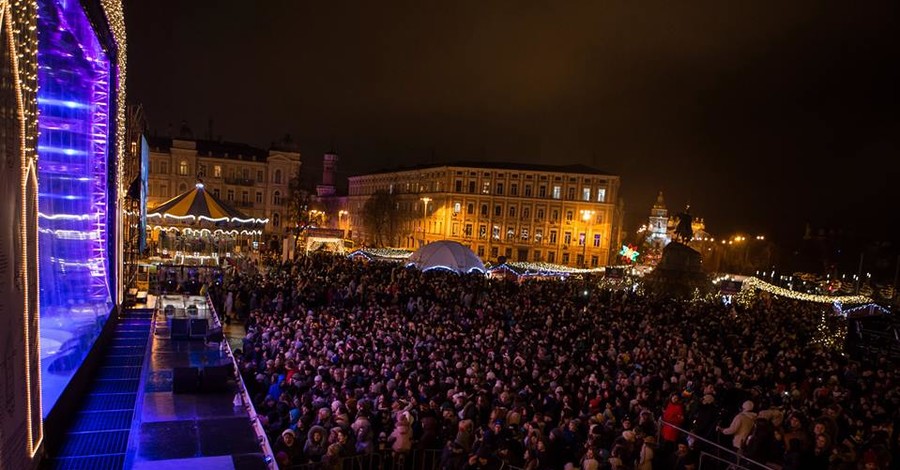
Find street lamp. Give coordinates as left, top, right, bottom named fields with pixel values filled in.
left=420, top=197, right=432, bottom=246
left=338, top=209, right=349, bottom=233
left=579, top=209, right=594, bottom=267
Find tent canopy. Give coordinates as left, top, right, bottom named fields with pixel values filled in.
left=408, top=240, right=485, bottom=274
left=148, top=182, right=268, bottom=224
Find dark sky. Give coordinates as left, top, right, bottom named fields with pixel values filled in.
left=125, top=0, right=899, bottom=244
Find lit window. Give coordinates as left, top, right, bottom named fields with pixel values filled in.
left=178, top=160, right=189, bottom=176
left=593, top=234, right=601, bottom=247
left=564, top=232, right=572, bottom=244
left=482, top=181, right=490, bottom=194
left=213, top=165, right=222, bottom=177
left=566, top=211, right=573, bottom=221
left=453, top=202, right=461, bottom=214
left=552, top=185, right=561, bottom=199
left=582, top=187, right=591, bottom=201
left=597, top=188, right=606, bottom=202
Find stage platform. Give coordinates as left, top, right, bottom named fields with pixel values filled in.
left=126, top=295, right=270, bottom=470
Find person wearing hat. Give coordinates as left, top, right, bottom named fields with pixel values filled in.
left=273, top=428, right=301, bottom=466
left=718, top=401, right=757, bottom=451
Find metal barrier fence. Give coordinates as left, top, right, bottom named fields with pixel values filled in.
left=207, top=294, right=277, bottom=469
left=658, top=419, right=776, bottom=470
left=288, top=449, right=525, bottom=470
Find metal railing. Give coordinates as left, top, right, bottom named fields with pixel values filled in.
left=287, top=448, right=523, bottom=470
left=658, top=419, right=776, bottom=470
left=207, top=294, right=277, bottom=469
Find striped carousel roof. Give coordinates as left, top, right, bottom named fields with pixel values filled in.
left=148, top=182, right=268, bottom=224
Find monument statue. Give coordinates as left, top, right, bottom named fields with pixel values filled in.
left=673, top=205, right=694, bottom=242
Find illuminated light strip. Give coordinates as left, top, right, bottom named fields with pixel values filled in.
left=38, top=212, right=99, bottom=221
left=743, top=276, right=871, bottom=304
left=149, top=212, right=269, bottom=224
left=36, top=97, right=89, bottom=108
left=36, top=145, right=89, bottom=156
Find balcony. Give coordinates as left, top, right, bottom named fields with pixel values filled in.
left=224, top=177, right=256, bottom=187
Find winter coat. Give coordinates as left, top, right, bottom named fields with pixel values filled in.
left=661, top=402, right=685, bottom=442
left=721, top=411, right=756, bottom=449
left=304, top=425, right=328, bottom=462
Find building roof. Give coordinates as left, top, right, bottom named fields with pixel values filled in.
left=351, top=160, right=615, bottom=178
left=146, top=136, right=270, bottom=163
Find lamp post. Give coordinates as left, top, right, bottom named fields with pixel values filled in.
left=420, top=197, right=431, bottom=247
left=338, top=210, right=348, bottom=232
left=580, top=209, right=594, bottom=267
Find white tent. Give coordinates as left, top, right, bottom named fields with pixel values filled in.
left=408, top=240, right=485, bottom=274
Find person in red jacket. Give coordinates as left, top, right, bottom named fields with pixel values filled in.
left=661, top=394, right=686, bottom=444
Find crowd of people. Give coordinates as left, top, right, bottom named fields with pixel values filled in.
left=216, top=254, right=899, bottom=469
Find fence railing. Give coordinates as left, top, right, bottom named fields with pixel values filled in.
left=207, top=294, right=277, bottom=469
left=658, top=419, right=776, bottom=470
left=287, top=448, right=524, bottom=470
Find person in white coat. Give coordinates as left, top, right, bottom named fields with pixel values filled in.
left=719, top=400, right=757, bottom=451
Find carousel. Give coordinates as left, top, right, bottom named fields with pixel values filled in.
left=146, top=181, right=268, bottom=266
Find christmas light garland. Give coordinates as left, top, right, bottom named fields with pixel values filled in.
left=743, top=276, right=870, bottom=304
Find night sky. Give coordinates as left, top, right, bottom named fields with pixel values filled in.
left=125, top=0, right=899, bottom=244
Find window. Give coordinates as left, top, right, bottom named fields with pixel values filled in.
left=453, top=202, right=461, bottom=214
left=597, top=188, right=606, bottom=202
left=579, top=232, right=586, bottom=246
left=591, top=255, right=599, bottom=267
left=160, top=161, right=168, bottom=174
left=492, top=225, right=500, bottom=240
left=494, top=205, right=502, bottom=217
left=566, top=210, right=573, bottom=221
left=227, top=189, right=234, bottom=201
left=562, top=253, right=570, bottom=264
left=522, top=207, right=530, bottom=220
left=482, top=181, right=490, bottom=194
left=464, top=224, right=473, bottom=237
left=455, top=180, right=463, bottom=192
left=274, top=169, right=283, bottom=184
left=510, top=184, right=518, bottom=196
left=468, top=181, right=476, bottom=193
left=477, top=246, right=485, bottom=257
left=552, top=185, right=561, bottom=199
left=213, top=165, right=222, bottom=177
left=496, top=183, right=504, bottom=195
left=564, top=232, right=572, bottom=245
left=536, top=208, right=545, bottom=220
left=567, top=187, right=575, bottom=200
left=178, top=161, right=189, bottom=176
left=576, top=254, right=584, bottom=266
left=273, top=190, right=282, bottom=205
left=198, top=164, right=206, bottom=177
left=160, top=183, right=168, bottom=197
left=524, top=185, right=532, bottom=197
left=534, top=250, right=542, bottom=261
left=535, top=228, right=543, bottom=242
left=491, top=246, right=499, bottom=258
left=504, top=248, right=512, bottom=258
left=273, top=213, right=280, bottom=227
left=593, top=234, right=601, bottom=247
left=479, top=225, right=487, bottom=238
left=257, top=170, right=264, bottom=182
left=521, top=228, right=529, bottom=240
left=550, top=231, right=557, bottom=243
left=551, top=210, right=559, bottom=221
left=480, top=204, right=488, bottom=216
left=467, top=203, right=475, bottom=215
left=256, top=191, right=263, bottom=204
left=548, top=251, right=556, bottom=263
left=582, top=187, right=591, bottom=201
left=508, top=206, right=516, bottom=217
left=452, top=223, right=459, bottom=236
left=212, top=188, right=219, bottom=198
left=242, top=169, right=250, bottom=180
left=506, top=226, right=514, bottom=240
left=242, top=191, right=249, bottom=203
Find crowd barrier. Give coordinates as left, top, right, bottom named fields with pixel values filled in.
left=206, top=294, right=277, bottom=469
left=658, top=419, right=775, bottom=470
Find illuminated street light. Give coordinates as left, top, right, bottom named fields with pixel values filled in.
left=579, top=209, right=594, bottom=267
left=420, top=197, right=432, bottom=242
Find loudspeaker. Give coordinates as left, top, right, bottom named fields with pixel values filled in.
left=173, top=366, right=200, bottom=394
left=202, top=364, right=233, bottom=393
left=190, top=319, right=208, bottom=339
left=170, top=318, right=190, bottom=339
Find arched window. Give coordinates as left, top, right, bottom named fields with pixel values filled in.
left=273, top=190, right=281, bottom=205
left=274, top=169, right=282, bottom=184
left=273, top=213, right=280, bottom=227
left=178, top=160, right=189, bottom=176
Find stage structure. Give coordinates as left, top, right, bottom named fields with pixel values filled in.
left=1, top=0, right=126, bottom=467
left=147, top=181, right=268, bottom=265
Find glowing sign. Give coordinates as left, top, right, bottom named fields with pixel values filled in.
left=619, top=244, right=640, bottom=263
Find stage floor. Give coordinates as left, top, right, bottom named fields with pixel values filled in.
left=127, top=297, right=268, bottom=470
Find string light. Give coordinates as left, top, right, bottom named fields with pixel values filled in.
left=742, top=276, right=870, bottom=304
left=348, top=248, right=414, bottom=260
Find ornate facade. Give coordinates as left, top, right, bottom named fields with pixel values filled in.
left=347, top=162, right=621, bottom=267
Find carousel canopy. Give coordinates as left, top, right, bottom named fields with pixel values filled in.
left=148, top=182, right=268, bottom=224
